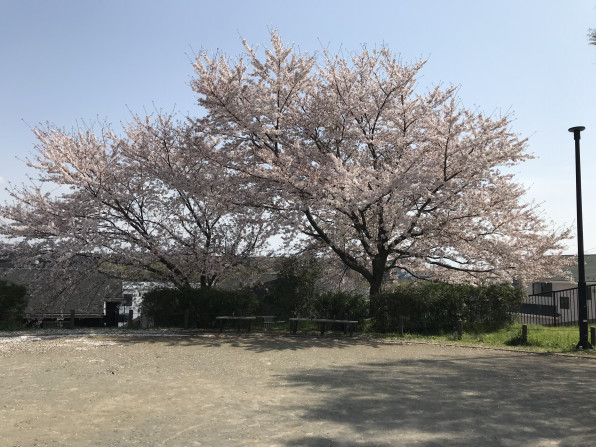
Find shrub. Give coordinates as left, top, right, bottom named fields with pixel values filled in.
left=141, top=287, right=187, bottom=327
left=472, top=284, right=526, bottom=327
left=266, top=256, right=321, bottom=319
left=141, top=287, right=259, bottom=328
left=370, top=282, right=525, bottom=333
left=0, top=280, right=28, bottom=329
left=193, top=288, right=259, bottom=327
left=312, top=291, right=368, bottom=324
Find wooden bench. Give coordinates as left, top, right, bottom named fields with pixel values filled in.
left=215, top=316, right=257, bottom=333
left=254, top=316, right=279, bottom=329
left=289, top=318, right=358, bottom=336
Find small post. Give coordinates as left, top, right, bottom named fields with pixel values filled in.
left=183, top=309, right=190, bottom=329
left=69, top=309, right=75, bottom=329
left=128, top=309, right=134, bottom=328
left=398, top=316, right=404, bottom=336
left=457, top=319, right=463, bottom=340
left=591, top=326, right=596, bottom=347
left=522, top=324, right=528, bottom=345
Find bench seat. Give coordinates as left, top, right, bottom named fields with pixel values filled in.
left=289, top=318, right=358, bottom=335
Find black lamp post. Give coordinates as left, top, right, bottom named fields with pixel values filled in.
left=568, top=126, right=592, bottom=350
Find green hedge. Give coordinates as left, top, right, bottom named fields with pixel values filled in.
left=141, top=287, right=259, bottom=328
left=141, top=286, right=368, bottom=330
left=265, top=256, right=320, bottom=319
left=0, top=280, right=27, bottom=329
left=370, top=282, right=525, bottom=333
left=312, top=291, right=368, bottom=324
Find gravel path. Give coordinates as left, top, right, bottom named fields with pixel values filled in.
left=1, top=332, right=595, bottom=446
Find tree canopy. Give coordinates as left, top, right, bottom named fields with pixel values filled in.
left=191, top=31, right=569, bottom=294
left=1, top=115, right=273, bottom=289
left=1, top=31, right=569, bottom=295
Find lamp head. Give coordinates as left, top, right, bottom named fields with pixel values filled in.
left=569, top=126, right=585, bottom=140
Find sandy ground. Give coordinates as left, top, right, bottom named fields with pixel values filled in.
left=1, top=332, right=595, bottom=447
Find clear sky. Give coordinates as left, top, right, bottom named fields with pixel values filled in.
left=1, top=0, right=596, bottom=254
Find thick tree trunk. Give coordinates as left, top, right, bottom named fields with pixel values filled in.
left=368, top=253, right=388, bottom=297
left=368, top=276, right=383, bottom=297
left=199, top=274, right=217, bottom=289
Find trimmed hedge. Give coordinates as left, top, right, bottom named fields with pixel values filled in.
left=312, top=291, right=368, bottom=324
left=263, top=256, right=369, bottom=325
left=141, top=287, right=259, bottom=328
left=141, top=281, right=524, bottom=335
left=370, top=282, right=525, bottom=333
left=141, top=286, right=367, bottom=330
left=0, top=280, right=27, bottom=329
left=265, top=256, right=320, bottom=319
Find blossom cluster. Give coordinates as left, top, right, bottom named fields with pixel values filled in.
left=0, top=31, right=571, bottom=295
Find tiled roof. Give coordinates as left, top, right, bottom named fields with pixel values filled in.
left=1, top=267, right=122, bottom=318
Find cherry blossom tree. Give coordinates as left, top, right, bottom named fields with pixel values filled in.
left=1, top=114, right=273, bottom=289
left=192, top=31, right=570, bottom=295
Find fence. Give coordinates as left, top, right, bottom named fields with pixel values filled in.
left=519, top=285, right=596, bottom=327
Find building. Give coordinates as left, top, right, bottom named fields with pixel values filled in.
left=522, top=254, right=596, bottom=326
left=529, top=254, right=596, bottom=295
left=0, top=259, right=123, bottom=327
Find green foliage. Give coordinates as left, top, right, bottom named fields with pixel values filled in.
left=262, top=257, right=369, bottom=330
left=370, top=282, right=525, bottom=333
left=194, top=288, right=259, bottom=326
left=267, top=256, right=321, bottom=319
left=468, top=284, right=526, bottom=326
left=502, top=324, right=579, bottom=351
left=312, top=291, right=368, bottom=323
left=141, top=287, right=258, bottom=328
left=0, top=280, right=27, bottom=329
left=444, top=323, right=583, bottom=353
left=140, top=287, right=183, bottom=327
left=364, top=323, right=587, bottom=354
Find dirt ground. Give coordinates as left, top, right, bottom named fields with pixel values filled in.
left=1, top=332, right=595, bottom=447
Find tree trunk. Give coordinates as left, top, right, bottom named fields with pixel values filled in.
left=199, top=274, right=217, bottom=289
left=368, top=276, right=383, bottom=297
left=368, top=253, right=388, bottom=297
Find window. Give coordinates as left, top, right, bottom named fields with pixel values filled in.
left=560, top=296, right=570, bottom=310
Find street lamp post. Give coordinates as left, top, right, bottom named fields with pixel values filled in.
left=568, top=126, right=592, bottom=350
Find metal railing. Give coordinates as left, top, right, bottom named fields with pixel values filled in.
left=519, top=285, right=596, bottom=327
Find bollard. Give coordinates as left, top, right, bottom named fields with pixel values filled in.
left=591, top=326, right=596, bottom=348
left=398, top=316, right=404, bottom=336
left=69, top=309, right=75, bottom=329
left=522, top=324, right=528, bottom=345
left=457, top=319, right=463, bottom=340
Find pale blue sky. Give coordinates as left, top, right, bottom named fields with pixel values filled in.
left=1, top=0, right=596, bottom=253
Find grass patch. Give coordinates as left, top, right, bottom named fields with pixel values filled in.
left=370, top=323, right=592, bottom=354
left=463, top=324, right=583, bottom=352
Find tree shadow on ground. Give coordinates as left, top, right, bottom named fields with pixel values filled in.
left=105, top=332, right=387, bottom=352
left=285, top=437, right=394, bottom=447
left=279, top=353, right=596, bottom=447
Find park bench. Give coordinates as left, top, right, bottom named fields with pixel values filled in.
left=253, top=316, right=282, bottom=329
left=289, top=318, right=358, bottom=336
left=215, top=316, right=257, bottom=333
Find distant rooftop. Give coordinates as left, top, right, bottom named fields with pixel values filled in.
left=550, top=254, right=596, bottom=283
